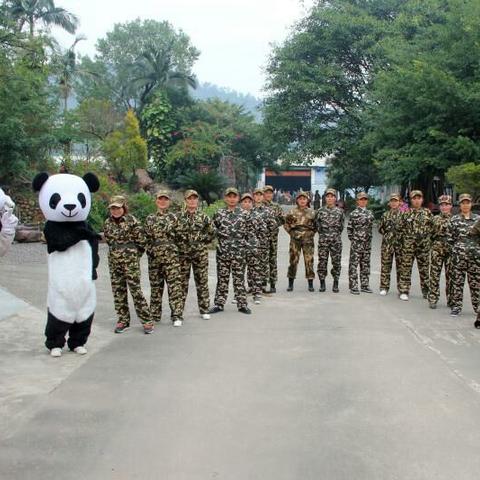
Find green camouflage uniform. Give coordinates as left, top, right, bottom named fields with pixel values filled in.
left=176, top=208, right=215, bottom=314
left=347, top=207, right=374, bottom=290
left=448, top=213, right=480, bottom=312
left=264, top=200, right=285, bottom=286
left=284, top=206, right=316, bottom=279
left=398, top=208, right=433, bottom=297
left=213, top=206, right=249, bottom=308
left=378, top=209, right=403, bottom=292
left=428, top=213, right=453, bottom=306
left=315, top=205, right=345, bottom=281
left=144, top=210, right=183, bottom=321
left=104, top=214, right=151, bottom=327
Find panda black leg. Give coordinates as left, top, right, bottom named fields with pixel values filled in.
left=45, top=311, right=70, bottom=350
left=67, top=313, right=94, bottom=351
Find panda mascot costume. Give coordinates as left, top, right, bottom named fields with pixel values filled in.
left=33, top=172, right=101, bottom=358
left=0, top=187, right=19, bottom=257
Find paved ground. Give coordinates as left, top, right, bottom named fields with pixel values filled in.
left=1, top=228, right=480, bottom=480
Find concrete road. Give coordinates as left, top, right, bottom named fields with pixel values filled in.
left=1, top=228, right=480, bottom=480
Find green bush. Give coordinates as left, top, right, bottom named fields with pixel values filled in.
left=127, top=191, right=157, bottom=222
left=203, top=199, right=225, bottom=218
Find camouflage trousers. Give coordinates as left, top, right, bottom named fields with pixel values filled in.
left=428, top=242, right=452, bottom=306
left=399, top=238, right=430, bottom=297
left=214, top=251, right=247, bottom=308
left=450, top=249, right=480, bottom=312
left=380, top=242, right=402, bottom=292
left=267, top=233, right=279, bottom=285
left=246, top=248, right=265, bottom=295
left=148, top=253, right=183, bottom=321
left=317, top=236, right=342, bottom=281
left=349, top=240, right=371, bottom=290
left=179, top=250, right=210, bottom=314
left=288, top=238, right=315, bottom=280
left=108, top=252, right=151, bottom=326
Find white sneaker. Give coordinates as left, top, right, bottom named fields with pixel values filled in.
left=173, top=319, right=183, bottom=327
left=379, top=290, right=388, bottom=296
left=73, top=346, right=87, bottom=355
left=253, top=295, right=261, bottom=305
left=231, top=299, right=237, bottom=304
left=400, top=293, right=409, bottom=301
left=201, top=313, right=211, bottom=320
left=50, top=348, right=62, bottom=358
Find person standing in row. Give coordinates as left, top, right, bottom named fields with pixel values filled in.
left=315, top=188, right=345, bottom=293
left=470, top=218, right=480, bottom=329
left=103, top=195, right=153, bottom=334
left=209, top=188, right=251, bottom=315
left=398, top=190, right=433, bottom=301
left=378, top=193, right=403, bottom=296
left=284, top=191, right=316, bottom=292
left=448, top=194, right=480, bottom=317
left=428, top=195, right=453, bottom=310
left=144, top=191, right=184, bottom=327
left=347, top=192, right=374, bottom=295
left=176, top=190, right=216, bottom=321
left=263, top=185, right=285, bottom=294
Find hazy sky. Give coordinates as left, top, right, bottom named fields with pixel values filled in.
left=53, top=0, right=314, bottom=97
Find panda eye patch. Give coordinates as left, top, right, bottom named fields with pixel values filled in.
left=49, top=193, right=61, bottom=209
left=78, top=193, right=87, bottom=208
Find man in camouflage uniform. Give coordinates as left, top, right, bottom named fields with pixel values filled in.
left=315, top=188, right=345, bottom=293
left=209, top=187, right=251, bottom=315
left=398, top=190, right=433, bottom=301
left=284, top=191, right=316, bottom=292
left=428, top=195, right=453, bottom=309
left=347, top=192, right=374, bottom=294
left=144, top=191, right=184, bottom=327
left=378, top=193, right=403, bottom=296
left=448, top=193, right=480, bottom=317
left=103, top=195, right=153, bottom=334
left=263, top=185, right=285, bottom=293
left=469, top=218, right=480, bottom=328
left=176, top=190, right=216, bottom=320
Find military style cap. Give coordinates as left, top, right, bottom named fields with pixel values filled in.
left=253, top=188, right=264, bottom=195
left=325, top=188, right=337, bottom=196
left=459, top=193, right=472, bottom=203
left=224, top=187, right=239, bottom=196
left=438, top=194, right=452, bottom=205
left=356, top=192, right=369, bottom=200
left=410, top=190, right=423, bottom=199
left=296, top=191, right=309, bottom=200
left=184, top=189, right=199, bottom=199
left=156, top=190, right=170, bottom=199
left=241, top=192, right=253, bottom=201
left=108, top=195, right=126, bottom=208
left=389, top=193, right=401, bottom=201
left=263, top=185, right=274, bottom=193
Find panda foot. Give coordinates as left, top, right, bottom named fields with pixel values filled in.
left=50, top=348, right=62, bottom=358
left=474, top=320, right=480, bottom=329
left=73, top=346, right=88, bottom=355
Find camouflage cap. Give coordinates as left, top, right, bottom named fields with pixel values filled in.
left=325, top=188, right=337, bottom=196
left=438, top=194, right=452, bottom=205
left=184, top=189, right=199, bottom=199
left=108, top=195, right=127, bottom=208
left=253, top=188, right=264, bottom=195
left=241, top=192, right=253, bottom=202
left=296, top=190, right=310, bottom=200
left=357, top=192, right=369, bottom=200
left=410, top=190, right=423, bottom=199
left=156, top=190, right=171, bottom=199
left=224, top=187, right=239, bottom=196
left=263, top=185, right=274, bottom=193
left=389, top=193, right=401, bottom=201
left=459, top=193, right=472, bottom=203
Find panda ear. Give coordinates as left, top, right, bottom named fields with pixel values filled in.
left=32, top=172, right=49, bottom=192
left=83, top=173, right=100, bottom=193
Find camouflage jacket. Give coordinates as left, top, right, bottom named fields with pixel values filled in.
left=378, top=209, right=403, bottom=247
left=103, top=214, right=146, bottom=257
left=284, top=207, right=316, bottom=242
left=264, top=200, right=285, bottom=231
left=431, top=213, right=452, bottom=247
left=213, top=206, right=249, bottom=255
left=144, top=209, right=179, bottom=257
left=347, top=208, right=374, bottom=244
left=175, top=208, right=215, bottom=255
left=315, top=205, right=345, bottom=239
left=400, top=208, right=433, bottom=241
left=449, top=213, right=480, bottom=255
left=249, top=205, right=277, bottom=250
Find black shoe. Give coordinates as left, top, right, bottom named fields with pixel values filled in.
left=429, top=302, right=437, bottom=310
left=350, top=288, right=360, bottom=295
left=361, top=286, right=373, bottom=293
left=238, top=307, right=252, bottom=315
left=475, top=316, right=480, bottom=329
left=332, top=279, right=339, bottom=293
left=308, top=279, right=314, bottom=292
left=319, top=279, right=326, bottom=292
left=450, top=307, right=461, bottom=317
left=287, top=279, right=294, bottom=292
left=268, top=284, right=276, bottom=294
left=208, top=305, right=224, bottom=314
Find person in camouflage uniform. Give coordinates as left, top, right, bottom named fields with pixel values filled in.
left=284, top=191, right=316, bottom=292
left=263, top=185, right=285, bottom=293
left=315, top=188, right=345, bottom=293
left=144, top=191, right=184, bottom=327
left=209, top=187, right=251, bottom=315
left=176, top=190, right=216, bottom=320
left=428, top=195, right=453, bottom=309
left=469, top=218, right=480, bottom=328
left=103, top=195, right=153, bottom=334
left=398, top=190, right=433, bottom=301
left=448, top=193, right=480, bottom=317
left=378, top=193, right=403, bottom=296
left=347, top=192, right=374, bottom=294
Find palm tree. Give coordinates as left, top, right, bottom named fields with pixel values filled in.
left=7, top=0, right=79, bottom=36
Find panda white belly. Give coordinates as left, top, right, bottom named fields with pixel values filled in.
left=47, top=240, right=96, bottom=323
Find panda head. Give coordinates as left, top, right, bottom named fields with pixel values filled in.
left=33, top=173, right=100, bottom=222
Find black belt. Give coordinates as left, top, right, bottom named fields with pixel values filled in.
left=110, top=242, right=137, bottom=250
